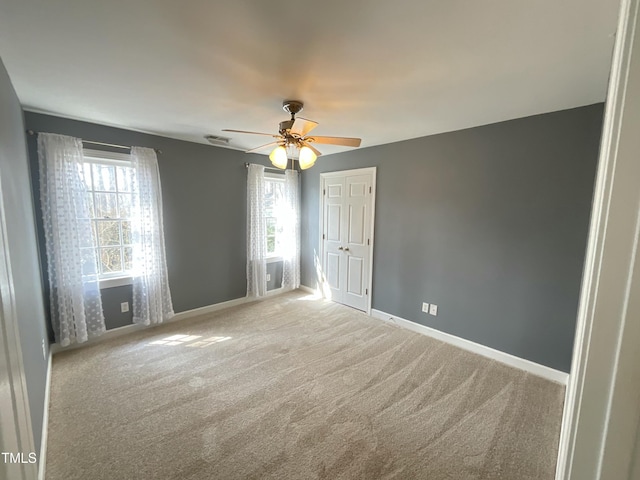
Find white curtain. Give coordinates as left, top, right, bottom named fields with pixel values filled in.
left=37, top=133, right=105, bottom=346
left=130, top=147, right=174, bottom=325
left=247, top=164, right=267, bottom=297
left=282, top=169, right=300, bottom=290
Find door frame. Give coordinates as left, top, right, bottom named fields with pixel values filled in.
left=0, top=168, right=36, bottom=480
left=555, top=0, right=640, bottom=478
left=319, top=167, right=377, bottom=315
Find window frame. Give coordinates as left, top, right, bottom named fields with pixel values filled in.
left=264, top=172, right=285, bottom=263
left=82, top=149, right=134, bottom=288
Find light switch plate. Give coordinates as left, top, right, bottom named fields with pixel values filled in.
left=422, top=302, right=429, bottom=313
left=121, top=302, right=129, bottom=313
left=266, top=273, right=271, bottom=281
left=429, top=304, right=438, bottom=316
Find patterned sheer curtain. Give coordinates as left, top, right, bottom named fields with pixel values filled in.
left=130, top=147, right=174, bottom=325
left=282, top=169, right=300, bottom=290
left=37, top=133, right=105, bottom=346
left=247, top=164, right=267, bottom=297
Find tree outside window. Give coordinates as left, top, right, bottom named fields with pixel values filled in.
left=264, top=177, right=285, bottom=256
left=80, top=157, right=134, bottom=277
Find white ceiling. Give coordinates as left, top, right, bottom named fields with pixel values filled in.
left=0, top=0, right=620, bottom=156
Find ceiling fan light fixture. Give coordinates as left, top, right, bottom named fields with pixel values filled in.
left=299, top=146, right=317, bottom=170
left=269, top=145, right=288, bottom=169
left=225, top=99, right=361, bottom=170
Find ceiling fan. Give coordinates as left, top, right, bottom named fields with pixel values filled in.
left=223, top=100, right=361, bottom=170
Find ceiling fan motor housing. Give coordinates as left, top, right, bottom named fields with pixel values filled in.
left=279, top=119, right=294, bottom=134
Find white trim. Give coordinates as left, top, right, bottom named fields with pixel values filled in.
left=83, top=150, right=134, bottom=278
left=367, top=169, right=377, bottom=315
left=317, top=176, right=325, bottom=299
left=99, top=276, right=133, bottom=289
left=298, top=284, right=318, bottom=295
left=170, top=288, right=287, bottom=319
left=264, top=171, right=285, bottom=180
left=319, top=167, right=378, bottom=178
left=171, top=295, right=255, bottom=322
left=38, top=351, right=52, bottom=480
left=82, top=148, right=131, bottom=164
left=371, top=309, right=569, bottom=385
left=50, top=323, right=146, bottom=354
left=556, top=1, right=640, bottom=478
left=265, top=287, right=285, bottom=297
left=319, top=167, right=377, bottom=315
left=265, top=256, right=283, bottom=264
left=51, top=289, right=291, bottom=354
left=0, top=168, right=37, bottom=479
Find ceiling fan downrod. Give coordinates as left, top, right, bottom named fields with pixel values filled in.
left=279, top=100, right=304, bottom=136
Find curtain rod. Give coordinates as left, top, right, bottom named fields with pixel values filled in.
left=26, top=130, right=162, bottom=154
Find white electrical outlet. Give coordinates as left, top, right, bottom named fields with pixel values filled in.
left=121, top=302, right=129, bottom=313
left=422, top=302, right=429, bottom=313
left=429, top=304, right=438, bottom=316
left=266, top=273, right=271, bottom=281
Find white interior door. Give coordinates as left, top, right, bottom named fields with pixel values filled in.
left=323, top=176, right=346, bottom=303
left=342, top=174, right=372, bottom=311
left=321, top=168, right=375, bottom=312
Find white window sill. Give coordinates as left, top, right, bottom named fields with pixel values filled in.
left=266, top=256, right=283, bottom=264
left=99, top=276, right=133, bottom=289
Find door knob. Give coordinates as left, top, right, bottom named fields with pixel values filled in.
left=338, top=246, right=344, bottom=250
left=344, top=247, right=350, bottom=252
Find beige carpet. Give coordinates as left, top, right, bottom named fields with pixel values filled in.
left=46, top=291, right=564, bottom=479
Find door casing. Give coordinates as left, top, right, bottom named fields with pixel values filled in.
left=0, top=168, right=37, bottom=480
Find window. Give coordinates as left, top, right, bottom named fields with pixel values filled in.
left=80, top=150, right=134, bottom=279
left=264, top=175, right=285, bottom=258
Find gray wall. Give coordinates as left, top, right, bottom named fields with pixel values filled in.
left=0, top=59, right=49, bottom=455
left=301, top=104, right=603, bottom=373
left=25, top=112, right=279, bottom=334
left=100, top=286, right=134, bottom=329
left=267, top=261, right=283, bottom=291
left=24, top=105, right=600, bottom=372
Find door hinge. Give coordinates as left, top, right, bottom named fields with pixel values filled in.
left=367, top=238, right=370, bottom=245
left=366, top=288, right=368, bottom=295
left=322, top=233, right=325, bottom=240
left=323, top=188, right=326, bottom=195
left=369, top=186, right=372, bottom=194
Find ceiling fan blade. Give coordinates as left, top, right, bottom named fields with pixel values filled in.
left=302, top=141, right=322, bottom=157
left=222, top=129, right=277, bottom=137
left=307, top=135, right=361, bottom=147
left=290, top=117, right=319, bottom=136
left=245, top=141, right=280, bottom=153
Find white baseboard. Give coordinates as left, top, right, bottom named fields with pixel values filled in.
left=172, top=287, right=289, bottom=321
left=50, top=323, right=147, bottom=354
left=38, top=350, right=52, bottom=480
left=51, top=289, right=290, bottom=354
left=371, top=309, right=569, bottom=385
left=171, top=295, right=252, bottom=322
left=298, top=284, right=318, bottom=295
